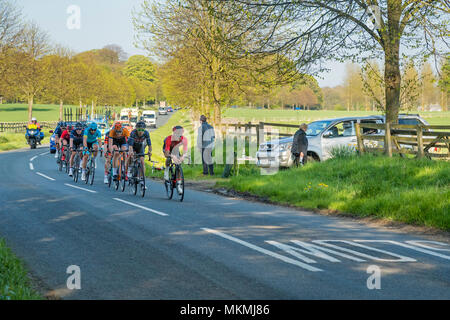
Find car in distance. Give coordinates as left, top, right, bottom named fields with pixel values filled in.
left=159, top=107, right=167, bottom=115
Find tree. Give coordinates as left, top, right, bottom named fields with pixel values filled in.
left=400, top=60, right=420, bottom=111
left=213, top=0, right=449, bottom=124
left=438, top=55, right=449, bottom=111
left=10, top=22, right=51, bottom=121
left=124, top=55, right=156, bottom=82
left=103, top=44, right=128, bottom=62
left=420, top=62, right=438, bottom=111
left=42, top=47, right=77, bottom=120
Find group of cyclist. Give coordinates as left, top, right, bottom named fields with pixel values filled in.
left=52, top=120, right=188, bottom=189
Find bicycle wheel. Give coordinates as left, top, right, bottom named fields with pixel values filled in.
left=84, top=159, right=90, bottom=185
left=121, top=158, right=126, bottom=192
left=58, top=151, right=63, bottom=172
left=138, top=162, right=145, bottom=198
left=175, top=165, right=184, bottom=202
left=165, top=166, right=174, bottom=200
left=74, top=158, right=79, bottom=183
left=89, top=157, right=95, bottom=185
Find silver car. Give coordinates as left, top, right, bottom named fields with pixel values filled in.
left=256, top=114, right=428, bottom=167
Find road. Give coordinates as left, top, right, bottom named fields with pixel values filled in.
left=0, top=145, right=449, bottom=300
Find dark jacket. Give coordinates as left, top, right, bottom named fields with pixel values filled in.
left=291, top=128, right=308, bottom=155
left=197, top=122, right=215, bottom=149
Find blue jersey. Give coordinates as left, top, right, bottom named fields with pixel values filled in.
left=70, top=129, right=84, bottom=144
left=83, top=128, right=102, bottom=143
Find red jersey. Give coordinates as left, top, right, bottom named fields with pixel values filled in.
left=61, top=130, right=70, bottom=141
left=164, top=135, right=188, bottom=154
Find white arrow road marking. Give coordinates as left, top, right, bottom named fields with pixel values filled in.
left=29, top=163, right=34, bottom=170
left=64, top=183, right=97, bottom=193
left=202, top=228, right=322, bottom=272
left=36, top=172, right=55, bottom=181
left=113, top=198, right=168, bottom=217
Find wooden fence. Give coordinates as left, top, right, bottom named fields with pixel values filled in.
left=355, top=123, right=450, bottom=159
left=0, top=121, right=59, bottom=133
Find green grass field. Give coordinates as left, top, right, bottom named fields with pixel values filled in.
left=223, top=108, right=450, bottom=126
left=0, top=104, right=123, bottom=122
left=217, top=154, right=450, bottom=231
left=0, top=239, right=42, bottom=300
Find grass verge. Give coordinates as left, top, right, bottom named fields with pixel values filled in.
left=0, top=132, right=50, bottom=152
left=0, top=239, right=42, bottom=300
left=216, top=154, right=450, bottom=231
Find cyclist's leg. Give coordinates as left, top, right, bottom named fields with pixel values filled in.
left=127, top=145, right=134, bottom=176
left=121, top=143, right=128, bottom=173
left=112, top=144, right=120, bottom=177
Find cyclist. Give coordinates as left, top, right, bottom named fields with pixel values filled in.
left=68, top=122, right=84, bottom=177
left=163, top=126, right=188, bottom=182
left=127, top=121, right=152, bottom=178
left=53, top=121, right=66, bottom=159
left=81, top=122, right=102, bottom=181
left=108, top=122, right=130, bottom=180
left=60, top=124, right=72, bottom=162
left=103, top=127, right=112, bottom=184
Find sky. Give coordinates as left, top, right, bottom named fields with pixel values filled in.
left=18, top=0, right=346, bottom=88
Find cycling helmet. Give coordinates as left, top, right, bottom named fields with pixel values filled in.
left=173, top=125, right=184, bottom=132
left=58, top=121, right=64, bottom=127
left=75, top=122, right=83, bottom=130
left=89, top=122, right=98, bottom=131
left=31, top=117, right=37, bottom=122
left=114, top=122, right=122, bottom=131
left=136, top=121, right=146, bottom=129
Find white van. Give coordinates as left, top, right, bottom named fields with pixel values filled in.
left=142, top=110, right=157, bottom=128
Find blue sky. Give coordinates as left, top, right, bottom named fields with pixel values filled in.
left=18, top=0, right=345, bottom=87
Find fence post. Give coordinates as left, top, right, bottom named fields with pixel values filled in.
left=355, top=122, right=364, bottom=155
left=385, top=122, right=392, bottom=157
left=417, top=125, right=424, bottom=158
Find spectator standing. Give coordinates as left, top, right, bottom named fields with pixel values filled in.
left=291, top=123, right=309, bottom=167
left=197, top=115, right=215, bottom=175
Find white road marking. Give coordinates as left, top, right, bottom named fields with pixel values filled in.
left=29, top=163, right=34, bottom=170
left=64, top=183, right=97, bottom=193
left=202, top=228, right=322, bottom=272
left=313, top=240, right=416, bottom=262
left=30, top=156, right=38, bottom=162
left=39, top=152, right=49, bottom=156
left=113, top=198, right=168, bottom=216
left=356, top=240, right=450, bottom=261
left=36, top=172, right=55, bottom=181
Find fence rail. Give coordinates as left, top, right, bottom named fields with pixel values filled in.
left=355, top=123, right=450, bottom=159
left=0, top=121, right=58, bottom=133
left=217, top=121, right=450, bottom=161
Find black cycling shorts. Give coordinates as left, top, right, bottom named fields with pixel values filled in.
left=112, top=137, right=128, bottom=148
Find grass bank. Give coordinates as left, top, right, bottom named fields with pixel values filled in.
left=216, top=154, right=450, bottom=231
left=0, top=239, right=42, bottom=300
left=0, top=132, right=50, bottom=152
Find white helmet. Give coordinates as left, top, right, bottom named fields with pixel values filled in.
left=31, top=117, right=37, bottom=121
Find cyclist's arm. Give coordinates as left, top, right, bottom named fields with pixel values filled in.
left=83, top=135, right=88, bottom=149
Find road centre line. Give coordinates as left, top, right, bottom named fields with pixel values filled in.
left=39, top=152, right=49, bottom=156
left=30, top=156, right=38, bottom=162
left=36, top=172, right=56, bottom=181
left=29, top=163, right=34, bottom=170
left=201, top=228, right=322, bottom=272
left=113, top=198, right=169, bottom=217
left=65, top=183, right=97, bottom=193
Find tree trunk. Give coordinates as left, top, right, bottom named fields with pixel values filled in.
left=59, top=99, right=63, bottom=121
left=28, top=95, right=34, bottom=122
left=384, top=1, right=402, bottom=124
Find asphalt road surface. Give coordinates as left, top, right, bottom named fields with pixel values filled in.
left=0, top=146, right=449, bottom=299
